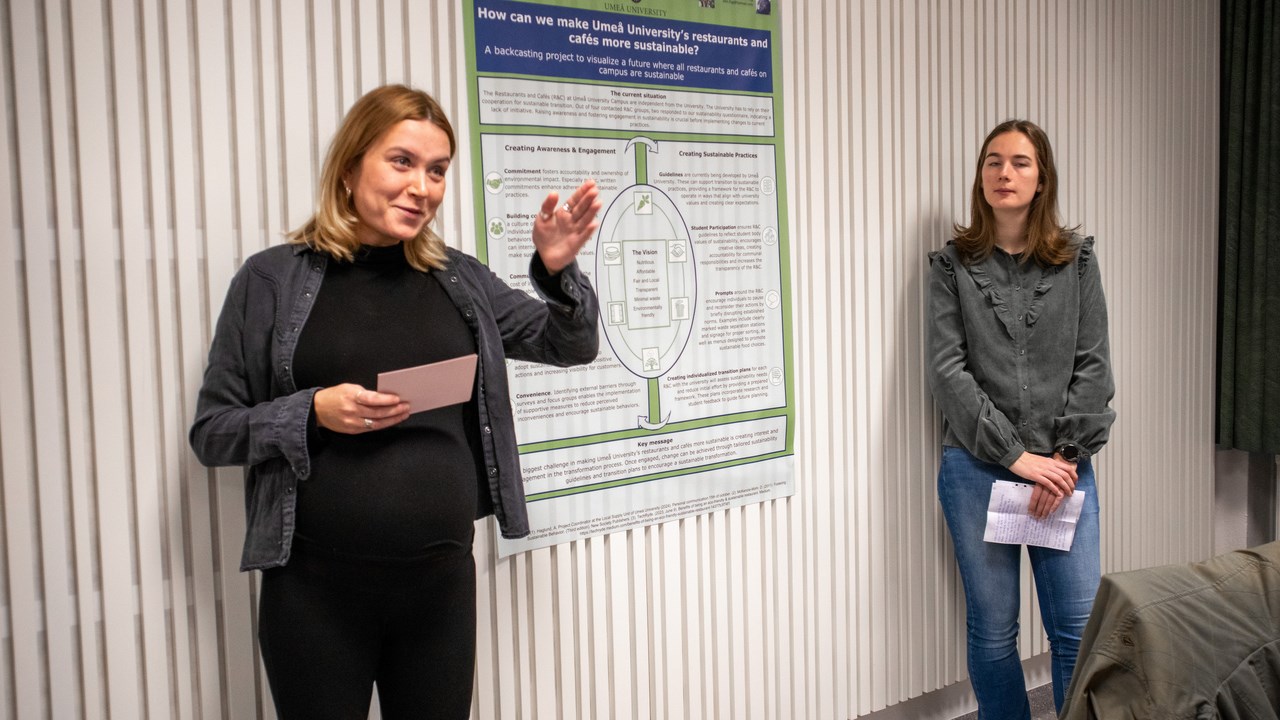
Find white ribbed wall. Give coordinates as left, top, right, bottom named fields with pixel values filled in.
left=0, top=1, right=1218, bottom=719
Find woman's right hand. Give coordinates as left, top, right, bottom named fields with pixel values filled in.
left=313, top=384, right=410, bottom=434
left=1008, top=452, right=1078, bottom=519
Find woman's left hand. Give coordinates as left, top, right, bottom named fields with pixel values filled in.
left=1026, top=452, right=1079, bottom=519
left=1027, top=484, right=1063, bottom=519
left=532, top=179, right=603, bottom=274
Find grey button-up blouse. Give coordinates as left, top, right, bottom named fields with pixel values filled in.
left=927, top=235, right=1115, bottom=468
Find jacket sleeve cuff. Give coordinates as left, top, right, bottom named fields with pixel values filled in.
left=276, top=388, right=319, bottom=479
left=529, top=253, right=584, bottom=310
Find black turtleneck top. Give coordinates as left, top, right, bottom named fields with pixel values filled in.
left=292, top=243, right=483, bottom=559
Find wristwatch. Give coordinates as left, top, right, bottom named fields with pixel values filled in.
left=1055, top=443, right=1081, bottom=463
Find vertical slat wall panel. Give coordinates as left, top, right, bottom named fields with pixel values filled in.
left=107, top=0, right=171, bottom=715
left=0, top=0, right=16, bottom=707
left=69, top=0, right=145, bottom=715
left=0, top=2, right=40, bottom=716
left=0, top=1, right=1218, bottom=718
left=46, top=0, right=108, bottom=712
left=6, top=2, right=54, bottom=718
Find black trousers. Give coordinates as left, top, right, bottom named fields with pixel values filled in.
left=257, top=540, right=477, bottom=719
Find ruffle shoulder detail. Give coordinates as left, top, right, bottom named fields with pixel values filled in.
left=928, top=241, right=957, bottom=276
left=1074, top=235, right=1097, bottom=278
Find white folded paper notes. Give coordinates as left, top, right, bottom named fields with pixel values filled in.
left=983, top=480, right=1085, bottom=551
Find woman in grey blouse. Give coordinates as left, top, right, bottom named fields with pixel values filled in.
left=927, top=119, right=1115, bottom=719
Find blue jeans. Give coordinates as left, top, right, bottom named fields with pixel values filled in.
left=937, top=446, right=1100, bottom=719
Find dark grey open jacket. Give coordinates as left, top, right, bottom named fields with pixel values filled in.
left=189, top=243, right=599, bottom=570
left=927, top=236, right=1115, bottom=466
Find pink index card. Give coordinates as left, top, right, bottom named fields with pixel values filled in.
left=376, top=353, right=477, bottom=414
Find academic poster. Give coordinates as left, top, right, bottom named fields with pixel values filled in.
left=463, top=0, right=794, bottom=556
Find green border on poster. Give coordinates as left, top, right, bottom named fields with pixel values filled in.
left=462, top=0, right=795, bottom=501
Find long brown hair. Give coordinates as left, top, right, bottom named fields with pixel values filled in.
left=288, top=84, right=456, bottom=271
left=952, top=119, right=1076, bottom=266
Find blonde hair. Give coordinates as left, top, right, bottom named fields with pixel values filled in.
left=288, top=84, right=456, bottom=271
left=953, top=119, right=1077, bottom=267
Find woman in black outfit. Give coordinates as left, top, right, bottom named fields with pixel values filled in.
left=190, top=84, right=601, bottom=718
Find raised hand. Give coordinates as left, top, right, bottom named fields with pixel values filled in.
left=531, top=179, right=603, bottom=274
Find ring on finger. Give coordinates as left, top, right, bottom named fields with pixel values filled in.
left=363, top=417, right=373, bottom=430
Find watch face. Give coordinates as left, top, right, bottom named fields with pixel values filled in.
left=1059, top=444, right=1079, bottom=461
